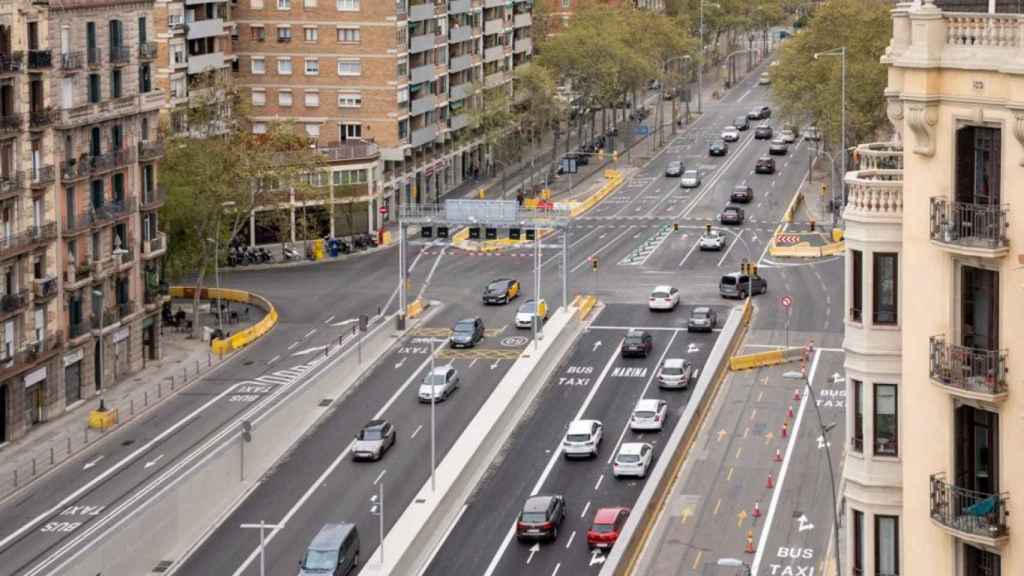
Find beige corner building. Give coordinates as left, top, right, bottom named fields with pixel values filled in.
left=843, top=1, right=1023, bottom=575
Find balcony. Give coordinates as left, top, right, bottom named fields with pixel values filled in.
left=64, top=262, right=93, bottom=290
left=91, top=306, right=121, bottom=329
left=141, top=186, right=166, bottom=211
left=513, top=37, right=531, bottom=55
left=410, top=32, right=435, bottom=54
left=929, top=335, right=1007, bottom=402
left=138, top=42, right=157, bottom=61
left=410, top=63, right=436, bottom=84
left=29, top=107, right=55, bottom=130
left=409, top=2, right=435, bottom=22
left=450, top=82, right=471, bottom=101
left=109, top=45, right=131, bottom=65
left=32, top=275, right=57, bottom=301
left=188, top=51, right=225, bottom=74
left=411, top=124, right=438, bottom=147
left=410, top=94, right=436, bottom=116
left=843, top=169, right=902, bottom=224
left=514, top=12, right=531, bottom=28
left=142, top=232, right=167, bottom=260
left=94, top=198, right=137, bottom=226
left=449, top=113, right=469, bottom=131
left=187, top=18, right=225, bottom=40
left=69, top=319, right=90, bottom=340
left=118, top=300, right=136, bottom=320
left=484, top=70, right=508, bottom=89
left=0, top=51, right=23, bottom=73
left=450, top=25, right=473, bottom=44
left=929, top=198, right=1009, bottom=258
left=138, top=140, right=165, bottom=162
left=0, top=223, right=57, bottom=259
left=27, top=49, right=52, bottom=69
left=484, top=45, right=504, bottom=62
left=0, top=114, right=21, bottom=134
left=484, top=18, right=504, bottom=36
left=0, top=173, right=20, bottom=200
left=449, top=0, right=471, bottom=14
left=0, top=290, right=29, bottom=316
left=484, top=0, right=504, bottom=7
left=450, top=54, right=473, bottom=73
left=87, top=47, right=102, bottom=68
left=930, top=473, right=1009, bottom=546
left=91, top=256, right=117, bottom=281
left=891, top=9, right=1024, bottom=74
left=26, top=165, right=55, bottom=189
left=144, top=283, right=169, bottom=310
left=60, top=51, right=83, bottom=70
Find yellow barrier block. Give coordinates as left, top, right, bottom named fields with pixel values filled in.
left=831, top=228, right=844, bottom=242
left=523, top=198, right=539, bottom=209
left=88, top=408, right=118, bottom=430
left=729, top=349, right=786, bottom=371
left=820, top=241, right=845, bottom=256
left=577, top=295, right=597, bottom=320
left=381, top=230, right=393, bottom=246
left=407, top=298, right=425, bottom=319
left=782, top=191, right=804, bottom=223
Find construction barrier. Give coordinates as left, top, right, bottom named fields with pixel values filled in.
left=576, top=295, right=597, bottom=320
left=570, top=170, right=625, bottom=218
left=169, top=286, right=278, bottom=356
left=88, top=408, right=118, bottom=430
left=406, top=297, right=427, bottom=319
left=768, top=240, right=846, bottom=258
left=729, top=349, right=787, bottom=371
left=782, top=190, right=804, bottom=223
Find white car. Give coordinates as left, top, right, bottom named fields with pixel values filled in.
left=418, top=365, right=460, bottom=402
left=612, top=442, right=654, bottom=478
left=515, top=299, right=548, bottom=329
left=698, top=230, right=726, bottom=251
left=630, top=399, right=669, bottom=431
left=721, top=126, right=740, bottom=142
left=562, top=419, right=603, bottom=459
left=680, top=170, right=701, bottom=188
left=779, top=129, right=797, bottom=143
left=658, top=358, right=693, bottom=389
left=648, top=285, right=680, bottom=311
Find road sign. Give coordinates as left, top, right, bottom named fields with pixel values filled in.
left=781, top=295, right=792, bottom=309
left=379, top=206, right=388, bottom=215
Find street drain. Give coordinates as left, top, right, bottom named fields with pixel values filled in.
left=318, top=398, right=332, bottom=407
left=415, top=498, right=426, bottom=504
left=121, top=439, right=135, bottom=447
left=243, top=360, right=254, bottom=366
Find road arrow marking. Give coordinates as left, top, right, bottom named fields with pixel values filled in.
left=589, top=550, right=606, bottom=566
left=144, top=454, right=164, bottom=469
left=593, top=341, right=603, bottom=352
left=816, top=435, right=832, bottom=449
left=526, top=543, right=540, bottom=565
left=490, top=360, right=500, bottom=370
left=331, top=318, right=358, bottom=328
left=292, top=345, right=329, bottom=357
left=687, top=343, right=700, bottom=354
left=737, top=509, right=748, bottom=528
left=83, top=456, right=104, bottom=470
left=798, top=514, right=815, bottom=532
left=832, top=372, right=846, bottom=384
left=394, top=357, right=407, bottom=370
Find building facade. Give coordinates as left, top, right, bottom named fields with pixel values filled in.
left=843, top=1, right=1023, bottom=574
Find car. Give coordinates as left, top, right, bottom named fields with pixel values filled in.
left=449, top=317, right=484, bottom=348
left=587, top=508, right=630, bottom=550
left=612, top=442, right=654, bottom=478
left=779, top=128, right=797, bottom=143
left=680, top=169, right=701, bottom=188
left=630, top=398, right=669, bottom=431
left=768, top=138, right=789, bottom=156
left=758, top=72, right=771, bottom=85
left=664, top=160, right=684, bottom=177
left=299, top=524, right=360, bottom=576
left=754, top=124, right=773, bottom=140
left=698, top=230, right=726, bottom=251
left=352, top=419, right=396, bottom=461
left=482, top=278, right=520, bottom=304
left=515, top=299, right=548, bottom=329
left=687, top=306, right=718, bottom=332
left=805, top=125, right=821, bottom=141
left=516, top=495, right=566, bottom=541
left=721, top=126, right=740, bottom=142
left=748, top=105, right=771, bottom=119
left=734, top=116, right=750, bottom=130
left=755, top=156, right=776, bottom=174
left=730, top=184, right=754, bottom=203
left=648, top=285, right=680, bottom=311
left=719, top=272, right=768, bottom=299
left=562, top=419, right=603, bottom=458
left=658, top=358, right=693, bottom=389
left=621, top=329, right=653, bottom=358
left=709, top=141, right=728, bottom=156
left=418, top=365, right=460, bottom=402
left=720, top=206, right=745, bottom=225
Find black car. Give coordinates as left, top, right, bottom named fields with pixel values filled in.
left=731, top=185, right=753, bottom=203
left=482, top=278, right=520, bottom=304
left=720, top=206, right=745, bottom=225
left=687, top=307, right=718, bottom=332
left=664, top=160, right=684, bottom=177
left=754, top=124, right=773, bottom=140
left=517, top=494, right=566, bottom=541
left=621, top=329, right=653, bottom=358
left=709, top=141, right=728, bottom=156
left=747, top=105, right=771, bottom=120
left=450, top=317, right=485, bottom=348
left=755, top=156, right=776, bottom=174
left=734, top=115, right=750, bottom=130
left=768, top=138, right=789, bottom=156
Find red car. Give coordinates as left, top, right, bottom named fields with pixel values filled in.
left=586, top=507, right=630, bottom=550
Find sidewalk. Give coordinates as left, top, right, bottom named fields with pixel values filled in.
left=0, top=299, right=263, bottom=505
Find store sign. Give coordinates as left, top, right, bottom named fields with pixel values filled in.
left=25, top=367, right=47, bottom=387
left=113, top=327, right=130, bottom=343
left=63, top=349, right=84, bottom=368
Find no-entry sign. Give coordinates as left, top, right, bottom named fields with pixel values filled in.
left=781, top=295, right=793, bottom=309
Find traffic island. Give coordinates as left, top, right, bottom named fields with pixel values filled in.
left=168, top=286, right=278, bottom=356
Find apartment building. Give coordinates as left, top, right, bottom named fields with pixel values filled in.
left=230, top=0, right=532, bottom=243
left=842, top=1, right=1023, bottom=574
left=152, top=0, right=235, bottom=130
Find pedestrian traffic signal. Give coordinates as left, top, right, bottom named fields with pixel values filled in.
left=485, top=227, right=497, bottom=240
left=809, top=220, right=816, bottom=232
left=509, top=227, right=521, bottom=240
left=421, top=226, right=433, bottom=239
left=705, top=224, right=712, bottom=234
left=673, top=223, right=679, bottom=232
left=469, top=227, right=481, bottom=240
left=525, top=228, right=536, bottom=241
left=437, top=226, right=449, bottom=239
left=592, top=257, right=599, bottom=271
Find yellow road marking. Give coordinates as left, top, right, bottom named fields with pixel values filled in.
left=692, top=550, right=703, bottom=571
left=727, top=466, right=734, bottom=481
left=713, top=498, right=721, bottom=515
left=757, top=390, right=764, bottom=402
left=436, top=348, right=521, bottom=361
left=743, top=426, right=750, bottom=438
left=735, top=447, right=742, bottom=459
left=749, top=408, right=757, bottom=421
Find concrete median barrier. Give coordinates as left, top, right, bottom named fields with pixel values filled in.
left=169, top=286, right=278, bottom=356
left=730, top=348, right=786, bottom=370
left=360, top=302, right=588, bottom=576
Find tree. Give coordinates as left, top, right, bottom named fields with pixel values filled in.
left=470, top=82, right=519, bottom=196
left=512, top=63, right=563, bottom=193
left=530, top=0, right=554, bottom=47
left=770, top=0, right=892, bottom=152
left=160, top=75, right=324, bottom=337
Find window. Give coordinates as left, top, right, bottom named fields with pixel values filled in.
left=251, top=89, right=266, bottom=106
left=171, top=77, right=186, bottom=99
left=873, top=252, right=898, bottom=325
left=278, top=89, right=292, bottom=107
left=304, top=57, right=319, bottom=75
left=332, top=169, right=368, bottom=185
left=304, top=26, right=318, bottom=42
left=561, top=0, right=570, bottom=7
left=252, top=122, right=267, bottom=134
left=304, top=91, right=319, bottom=107
left=304, top=0, right=316, bottom=6
left=250, top=25, right=266, bottom=41
left=875, top=515, right=899, bottom=576
left=337, top=58, right=361, bottom=76
left=172, top=45, right=185, bottom=64
left=337, top=27, right=360, bottom=43
left=397, top=58, right=407, bottom=77
left=851, top=249, right=862, bottom=322
left=277, top=0, right=289, bottom=9
left=277, top=26, right=291, bottom=42
left=277, top=57, right=292, bottom=75
left=852, top=509, right=864, bottom=576
left=852, top=379, right=863, bottom=453
left=955, top=125, right=1001, bottom=206
left=874, top=384, right=898, bottom=457
left=251, top=0, right=263, bottom=8
left=340, top=122, right=361, bottom=140
left=304, top=123, right=320, bottom=138
left=336, top=0, right=359, bottom=10
left=88, top=73, right=101, bottom=103
left=251, top=56, right=266, bottom=74
left=138, top=17, right=147, bottom=45
left=337, top=92, right=362, bottom=108
left=138, top=64, right=151, bottom=93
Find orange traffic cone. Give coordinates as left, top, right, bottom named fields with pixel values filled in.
left=787, top=405, right=794, bottom=418
left=781, top=421, right=789, bottom=438
left=793, top=387, right=801, bottom=401
left=752, top=501, right=762, bottom=518
left=774, top=448, right=783, bottom=462
left=766, top=472, right=775, bottom=489
left=745, top=530, right=755, bottom=553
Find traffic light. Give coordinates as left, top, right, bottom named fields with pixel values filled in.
left=509, top=227, right=521, bottom=240
left=673, top=223, right=679, bottom=232
left=705, top=224, right=712, bottom=235
left=421, top=226, right=433, bottom=239
left=525, top=228, right=536, bottom=241
left=437, top=226, right=449, bottom=239
left=741, top=261, right=750, bottom=275
left=809, top=220, right=816, bottom=232
left=751, top=264, right=758, bottom=277
left=591, top=257, right=598, bottom=271
left=485, top=227, right=497, bottom=240
left=469, top=227, right=481, bottom=240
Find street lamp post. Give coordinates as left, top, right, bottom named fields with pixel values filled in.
left=206, top=238, right=223, bottom=334
left=697, top=0, right=720, bottom=115
left=240, top=520, right=283, bottom=576
left=813, top=47, right=847, bottom=221
left=93, top=288, right=104, bottom=397
left=429, top=337, right=436, bottom=492
left=664, top=55, right=692, bottom=137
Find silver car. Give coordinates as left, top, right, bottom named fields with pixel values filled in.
left=658, top=358, right=693, bottom=389
left=352, top=419, right=396, bottom=461
left=418, top=365, right=460, bottom=402
left=680, top=170, right=701, bottom=188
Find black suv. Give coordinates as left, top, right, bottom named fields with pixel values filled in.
left=754, top=124, right=773, bottom=140
left=622, top=329, right=653, bottom=358
left=730, top=185, right=753, bottom=203
left=450, top=317, right=485, bottom=348
left=734, top=115, right=750, bottom=130
left=709, top=141, right=728, bottom=156
left=516, top=495, right=566, bottom=541
left=755, top=156, right=776, bottom=174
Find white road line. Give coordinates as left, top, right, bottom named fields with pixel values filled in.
left=581, top=500, right=591, bottom=519
left=570, top=227, right=634, bottom=273
left=482, top=342, right=624, bottom=576
left=267, top=355, right=280, bottom=365
left=751, top=349, right=822, bottom=575
left=418, top=244, right=448, bottom=300
left=717, top=229, right=743, bottom=267
left=677, top=238, right=702, bottom=269
left=416, top=504, right=469, bottom=576
left=565, top=531, right=576, bottom=549
left=552, top=563, right=562, bottom=576
left=606, top=331, right=679, bottom=464
left=594, top=474, right=604, bottom=491
left=287, top=341, right=299, bottom=351
left=410, top=425, right=423, bottom=439
left=737, top=88, right=753, bottom=102
left=324, top=315, right=335, bottom=325
left=374, top=469, right=387, bottom=486
left=304, top=329, right=317, bottom=339
left=676, top=134, right=758, bottom=219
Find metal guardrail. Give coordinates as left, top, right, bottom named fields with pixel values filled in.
left=929, top=334, right=1007, bottom=397
left=929, top=472, right=1008, bottom=540
left=929, top=197, right=1009, bottom=250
